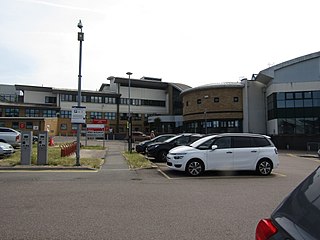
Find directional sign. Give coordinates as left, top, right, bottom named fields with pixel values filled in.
left=71, top=106, right=86, bottom=124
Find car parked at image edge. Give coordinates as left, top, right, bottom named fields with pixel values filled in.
left=135, top=134, right=176, bottom=154
left=167, top=133, right=279, bottom=176
left=0, top=127, right=21, bottom=148
left=146, top=133, right=204, bottom=162
left=0, top=142, right=15, bottom=158
left=256, top=166, right=320, bottom=240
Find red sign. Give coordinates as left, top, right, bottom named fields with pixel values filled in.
left=92, top=119, right=108, bottom=124
left=19, top=122, right=26, bottom=129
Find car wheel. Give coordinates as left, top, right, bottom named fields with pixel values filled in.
left=186, top=159, right=204, bottom=176
left=256, top=159, right=273, bottom=176
left=158, top=150, right=168, bottom=162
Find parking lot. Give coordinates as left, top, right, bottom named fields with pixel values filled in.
left=0, top=140, right=319, bottom=240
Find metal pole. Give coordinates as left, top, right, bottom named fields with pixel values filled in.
left=76, top=20, right=84, bottom=166
left=126, top=72, right=132, bottom=153
left=205, top=109, right=207, bottom=134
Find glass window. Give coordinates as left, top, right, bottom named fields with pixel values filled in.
left=295, top=100, right=303, bottom=107
left=233, top=97, right=239, bottom=102
left=43, top=110, right=57, bottom=117
left=12, top=122, right=19, bottom=129
left=105, top=112, right=116, bottom=120
left=286, top=100, right=294, bottom=108
left=295, top=92, right=303, bottom=99
left=277, top=100, right=286, bottom=108
left=313, top=91, right=320, bottom=98
left=296, top=118, right=304, bottom=134
left=313, top=99, right=320, bottom=107
left=304, top=92, right=312, bottom=99
left=60, top=124, right=67, bottom=130
left=175, top=136, right=189, bottom=145
left=5, top=108, right=19, bottom=117
left=253, top=137, right=271, bottom=147
left=304, top=99, right=313, bottom=107
left=213, top=121, right=219, bottom=128
left=233, top=137, right=252, bottom=148
left=26, top=122, right=33, bottom=129
left=277, top=92, right=285, bottom=100
left=214, top=97, right=219, bottom=103
left=286, top=93, right=294, bottom=99
left=60, top=110, right=72, bottom=118
left=213, top=137, right=231, bottom=149
left=198, top=138, right=216, bottom=150
left=197, top=99, right=201, bottom=104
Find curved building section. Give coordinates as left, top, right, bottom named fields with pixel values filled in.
left=181, top=83, right=244, bottom=133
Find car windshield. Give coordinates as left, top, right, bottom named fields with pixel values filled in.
left=190, top=135, right=216, bottom=148
left=164, top=135, right=183, bottom=143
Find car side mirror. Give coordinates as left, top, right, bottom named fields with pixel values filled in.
left=211, top=145, right=218, bottom=150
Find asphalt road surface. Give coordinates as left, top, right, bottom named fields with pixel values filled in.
left=0, top=141, right=319, bottom=240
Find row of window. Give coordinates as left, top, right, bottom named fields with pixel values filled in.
left=2, top=108, right=57, bottom=117
left=267, top=91, right=320, bottom=120
left=278, top=117, right=320, bottom=135
left=60, top=94, right=165, bottom=107
left=186, top=97, right=239, bottom=106
left=0, top=108, right=156, bottom=122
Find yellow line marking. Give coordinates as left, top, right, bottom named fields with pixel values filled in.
left=157, top=168, right=172, bottom=179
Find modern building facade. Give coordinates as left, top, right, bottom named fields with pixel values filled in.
left=0, top=76, right=190, bottom=138
left=245, top=52, right=320, bottom=150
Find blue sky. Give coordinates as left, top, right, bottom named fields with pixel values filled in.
left=1, top=0, right=320, bottom=90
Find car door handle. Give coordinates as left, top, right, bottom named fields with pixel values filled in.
left=226, top=151, right=233, bottom=154
left=251, top=150, right=257, bottom=153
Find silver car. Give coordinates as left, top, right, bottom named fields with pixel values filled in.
left=0, top=127, right=21, bottom=148
left=0, top=142, right=15, bottom=158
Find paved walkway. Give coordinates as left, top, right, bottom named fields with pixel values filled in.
left=102, top=141, right=130, bottom=170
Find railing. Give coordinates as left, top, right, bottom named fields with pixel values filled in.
left=60, top=142, right=77, bottom=157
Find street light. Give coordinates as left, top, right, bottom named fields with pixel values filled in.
left=76, top=20, right=84, bottom=166
left=126, top=72, right=132, bottom=153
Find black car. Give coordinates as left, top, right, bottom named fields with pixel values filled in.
left=146, top=133, right=203, bottom=162
left=256, top=166, right=320, bottom=240
left=135, top=134, right=176, bottom=154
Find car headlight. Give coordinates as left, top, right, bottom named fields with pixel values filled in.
left=172, top=153, right=187, bottom=159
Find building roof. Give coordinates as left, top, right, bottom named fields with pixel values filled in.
left=105, top=76, right=191, bottom=92
left=255, top=51, right=320, bottom=85
left=113, top=77, right=168, bottom=90
left=180, top=82, right=243, bottom=96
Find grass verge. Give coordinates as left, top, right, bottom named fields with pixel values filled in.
left=0, top=144, right=105, bottom=169
left=123, top=151, right=153, bottom=169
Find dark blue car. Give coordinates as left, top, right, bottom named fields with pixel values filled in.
left=256, top=166, right=320, bottom=240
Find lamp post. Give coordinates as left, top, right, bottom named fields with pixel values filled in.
left=76, top=20, right=84, bottom=166
left=204, top=109, right=207, bottom=134
left=126, top=72, right=132, bottom=153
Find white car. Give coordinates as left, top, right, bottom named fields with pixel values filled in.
left=0, top=142, right=15, bottom=158
left=167, top=133, right=279, bottom=176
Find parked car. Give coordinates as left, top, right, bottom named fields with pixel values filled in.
left=0, top=127, right=21, bottom=148
left=146, top=133, right=203, bottom=162
left=256, top=166, right=320, bottom=240
left=0, top=142, right=15, bottom=158
left=136, top=134, right=176, bottom=153
left=167, top=133, right=279, bottom=176
left=127, top=131, right=151, bottom=142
